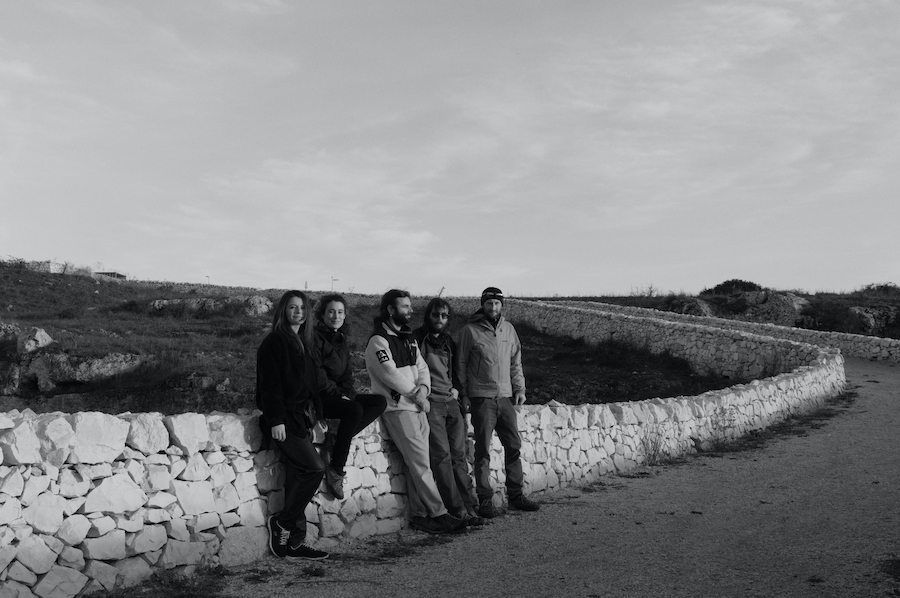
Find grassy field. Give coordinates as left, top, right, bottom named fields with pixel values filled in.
left=0, top=260, right=745, bottom=414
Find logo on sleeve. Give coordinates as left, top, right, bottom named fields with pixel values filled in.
left=376, top=350, right=390, bottom=363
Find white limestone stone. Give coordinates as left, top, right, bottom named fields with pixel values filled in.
left=83, top=473, right=147, bottom=514
left=230, top=456, right=253, bottom=473
left=207, top=413, right=262, bottom=452
left=208, top=463, right=236, bottom=488
left=76, top=463, right=112, bottom=480
left=218, top=525, right=268, bottom=567
left=121, top=412, right=170, bottom=455
left=0, top=418, right=42, bottom=465
left=147, top=491, right=177, bottom=508
left=32, top=564, right=89, bottom=598
left=20, top=475, right=51, bottom=506
left=143, top=509, right=171, bottom=524
left=163, top=414, right=209, bottom=456
left=0, top=544, right=17, bottom=570
left=375, top=494, right=405, bottom=519
left=169, top=480, right=215, bottom=515
left=114, top=512, right=144, bottom=533
left=16, top=535, right=57, bottom=575
left=164, top=518, right=190, bottom=542
left=255, top=464, right=284, bottom=493
left=220, top=512, right=241, bottom=528
left=169, top=458, right=187, bottom=480
left=56, top=545, right=85, bottom=570
left=16, top=327, right=54, bottom=354
left=56, top=514, right=91, bottom=546
left=114, top=556, right=153, bottom=588
left=1, top=468, right=25, bottom=496
left=22, top=492, right=66, bottom=534
left=87, top=516, right=116, bottom=538
left=126, top=524, right=167, bottom=555
left=1, top=580, right=37, bottom=598
left=68, top=412, right=129, bottom=464
left=204, top=450, right=226, bottom=465
left=187, top=512, right=219, bottom=533
left=34, top=414, right=75, bottom=467
left=80, top=529, right=126, bottom=560
left=233, top=472, right=259, bottom=503
left=212, top=483, right=240, bottom=514
left=83, top=559, right=118, bottom=591
left=8, top=561, right=37, bottom=584
left=158, top=539, right=204, bottom=569
left=347, top=513, right=377, bottom=539
left=237, top=498, right=266, bottom=527
left=63, top=497, right=85, bottom=516
left=145, top=464, right=171, bottom=492
left=55, top=470, right=89, bottom=499
left=178, top=453, right=211, bottom=482
left=319, top=513, right=344, bottom=537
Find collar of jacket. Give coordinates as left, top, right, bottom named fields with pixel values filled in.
left=379, top=317, right=412, bottom=338
left=315, top=321, right=346, bottom=340
left=469, top=308, right=504, bottom=329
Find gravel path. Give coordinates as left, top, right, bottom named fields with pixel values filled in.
left=220, top=357, right=900, bottom=598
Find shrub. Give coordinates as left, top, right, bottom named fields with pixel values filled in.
left=699, top=279, right=763, bottom=296
left=799, top=298, right=868, bottom=334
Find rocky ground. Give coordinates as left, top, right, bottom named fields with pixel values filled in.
left=208, top=357, right=899, bottom=598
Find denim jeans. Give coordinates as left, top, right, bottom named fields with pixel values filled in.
left=274, top=412, right=325, bottom=536
left=470, top=396, right=524, bottom=501
left=427, top=399, right=477, bottom=515
left=381, top=410, right=448, bottom=518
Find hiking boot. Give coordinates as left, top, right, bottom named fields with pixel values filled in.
left=509, top=495, right=540, bottom=512
left=325, top=466, right=345, bottom=500
left=463, top=512, right=486, bottom=527
left=411, top=514, right=466, bottom=534
left=287, top=542, right=329, bottom=560
left=267, top=515, right=290, bottom=558
left=477, top=498, right=500, bottom=519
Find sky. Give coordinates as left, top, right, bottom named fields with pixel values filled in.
left=1, top=1, right=898, bottom=297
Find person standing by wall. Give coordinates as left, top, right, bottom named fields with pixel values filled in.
left=256, top=291, right=329, bottom=560
left=365, top=289, right=466, bottom=534
left=314, top=294, right=387, bottom=500
left=457, top=287, right=540, bottom=518
left=412, top=297, right=484, bottom=526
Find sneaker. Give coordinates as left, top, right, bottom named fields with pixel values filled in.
left=463, top=512, right=486, bottom=527
left=267, top=515, right=290, bottom=558
left=410, top=514, right=466, bottom=534
left=477, top=498, right=500, bottom=519
left=509, top=495, right=540, bottom=512
left=325, top=466, right=345, bottom=500
left=287, top=542, right=329, bottom=560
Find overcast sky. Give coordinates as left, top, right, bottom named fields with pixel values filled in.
left=1, top=1, right=898, bottom=297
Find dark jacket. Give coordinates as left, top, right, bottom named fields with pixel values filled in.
left=313, top=322, right=356, bottom=401
left=255, top=331, right=323, bottom=439
left=412, top=326, right=462, bottom=402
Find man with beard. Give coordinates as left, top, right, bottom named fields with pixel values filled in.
left=413, top=298, right=484, bottom=526
left=365, top=289, right=466, bottom=534
left=457, top=287, right=540, bottom=518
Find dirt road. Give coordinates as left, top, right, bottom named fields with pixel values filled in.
left=221, top=357, right=900, bottom=597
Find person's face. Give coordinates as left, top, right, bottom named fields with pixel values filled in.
left=285, top=296, right=306, bottom=327
left=324, top=301, right=346, bottom=331
left=389, top=297, right=413, bottom=326
left=429, top=307, right=450, bottom=333
left=483, top=298, right=502, bottom=320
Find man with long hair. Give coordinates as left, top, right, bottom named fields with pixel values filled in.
left=365, top=290, right=466, bottom=534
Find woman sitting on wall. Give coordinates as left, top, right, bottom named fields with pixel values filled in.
left=314, top=293, right=387, bottom=499
left=256, top=290, right=329, bottom=560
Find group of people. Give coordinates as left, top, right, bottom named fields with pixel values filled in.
left=255, top=286, right=539, bottom=560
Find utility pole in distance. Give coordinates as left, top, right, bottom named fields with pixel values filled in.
left=331, top=277, right=339, bottom=292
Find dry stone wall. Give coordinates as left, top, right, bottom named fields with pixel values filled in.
left=553, top=299, right=900, bottom=362
left=0, top=298, right=848, bottom=595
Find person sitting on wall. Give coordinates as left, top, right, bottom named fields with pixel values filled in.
left=313, top=293, right=387, bottom=500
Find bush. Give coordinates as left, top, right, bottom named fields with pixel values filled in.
left=800, top=298, right=868, bottom=334
left=699, top=279, right=763, bottom=296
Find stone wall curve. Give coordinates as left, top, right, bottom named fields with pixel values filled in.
left=0, top=298, right=851, bottom=595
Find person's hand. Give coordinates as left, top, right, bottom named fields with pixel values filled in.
left=413, top=384, right=429, bottom=403
left=341, top=395, right=351, bottom=401
left=271, top=424, right=286, bottom=442
left=450, top=388, right=459, bottom=400
left=419, top=399, right=431, bottom=414
left=513, top=391, right=527, bottom=406
left=459, top=395, right=471, bottom=413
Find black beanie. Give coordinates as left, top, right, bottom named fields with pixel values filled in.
left=481, top=287, right=504, bottom=305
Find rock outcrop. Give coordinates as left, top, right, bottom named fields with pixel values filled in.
left=149, top=295, right=272, bottom=317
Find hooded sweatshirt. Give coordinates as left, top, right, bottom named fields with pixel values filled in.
left=456, top=308, right=525, bottom=399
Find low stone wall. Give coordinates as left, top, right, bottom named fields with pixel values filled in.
left=0, top=299, right=847, bottom=596
left=552, top=299, right=900, bottom=362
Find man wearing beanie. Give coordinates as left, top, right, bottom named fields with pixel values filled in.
left=456, top=287, right=540, bottom=517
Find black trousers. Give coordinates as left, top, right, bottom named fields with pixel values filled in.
left=274, top=412, right=325, bottom=534
left=320, top=393, right=387, bottom=473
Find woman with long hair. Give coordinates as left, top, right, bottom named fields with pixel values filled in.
left=256, top=290, right=328, bottom=560
left=314, top=293, right=387, bottom=499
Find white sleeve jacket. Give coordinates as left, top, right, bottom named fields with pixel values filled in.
left=365, top=319, right=431, bottom=413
